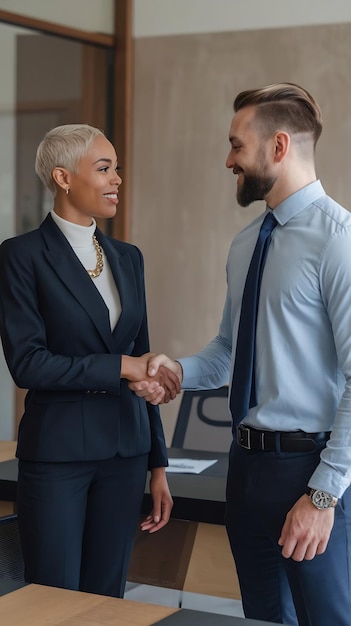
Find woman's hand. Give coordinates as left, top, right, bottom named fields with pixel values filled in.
left=122, top=353, right=181, bottom=402
left=128, top=354, right=183, bottom=404
left=140, top=467, right=173, bottom=533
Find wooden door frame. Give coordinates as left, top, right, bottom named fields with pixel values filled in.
left=0, top=9, right=114, bottom=47
left=0, top=2, right=132, bottom=242
left=111, top=0, right=132, bottom=242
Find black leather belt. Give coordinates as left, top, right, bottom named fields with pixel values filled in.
left=237, top=424, right=330, bottom=452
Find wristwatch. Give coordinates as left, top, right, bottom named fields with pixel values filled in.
left=309, top=489, right=338, bottom=510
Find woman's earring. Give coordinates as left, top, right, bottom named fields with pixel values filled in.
left=66, top=187, right=70, bottom=195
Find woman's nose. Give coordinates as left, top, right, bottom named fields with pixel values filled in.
left=113, top=172, right=122, bottom=185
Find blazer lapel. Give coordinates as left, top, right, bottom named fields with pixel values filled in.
left=40, top=215, right=115, bottom=352
left=96, top=231, right=140, bottom=343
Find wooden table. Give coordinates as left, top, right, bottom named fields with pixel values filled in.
left=0, top=584, right=279, bottom=625
left=0, top=441, right=16, bottom=463
left=0, top=584, right=178, bottom=626
left=0, top=442, right=17, bottom=516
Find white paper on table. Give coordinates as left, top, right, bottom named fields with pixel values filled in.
left=166, top=458, right=218, bottom=474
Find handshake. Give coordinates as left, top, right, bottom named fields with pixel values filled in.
left=122, top=352, right=182, bottom=405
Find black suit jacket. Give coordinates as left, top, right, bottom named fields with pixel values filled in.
left=0, top=214, right=167, bottom=468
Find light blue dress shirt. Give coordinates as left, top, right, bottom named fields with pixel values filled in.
left=179, top=180, right=351, bottom=497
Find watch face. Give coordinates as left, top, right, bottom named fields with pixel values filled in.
left=311, top=490, right=335, bottom=509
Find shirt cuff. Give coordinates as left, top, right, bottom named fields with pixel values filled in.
left=308, top=460, right=350, bottom=499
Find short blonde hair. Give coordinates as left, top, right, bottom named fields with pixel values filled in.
left=35, top=124, right=104, bottom=195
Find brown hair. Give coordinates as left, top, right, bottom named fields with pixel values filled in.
left=234, top=83, right=323, bottom=145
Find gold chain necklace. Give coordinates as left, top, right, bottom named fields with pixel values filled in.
left=87, top=235, right=104, bottom=278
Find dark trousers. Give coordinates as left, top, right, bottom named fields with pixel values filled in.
left=225, top=439, right=351, bottom=626
left=17, top=453, right=148, bottom=597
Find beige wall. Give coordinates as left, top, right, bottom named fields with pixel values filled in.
left=133, top=0, right=351, bottom=36
left=131, top=23, right=351, bottom=443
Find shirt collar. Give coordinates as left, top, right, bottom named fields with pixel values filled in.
left=51, top=210, right=96, bottom=248
left=268, top=180, right=325, bottom=226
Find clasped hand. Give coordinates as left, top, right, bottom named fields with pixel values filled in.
left=127, top=353, right=182, bottom=404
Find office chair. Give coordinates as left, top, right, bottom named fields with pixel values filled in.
left=0, top=514, right=27, bottom=595
left=171, top=386, right=232, bottom=452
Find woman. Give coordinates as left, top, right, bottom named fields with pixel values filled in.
left=0, top=124, right=178, bottom=597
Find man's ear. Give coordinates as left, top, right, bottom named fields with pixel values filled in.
left=52, top=167, right=70, bottom=192
left=273, top=131, right=290, bottom=163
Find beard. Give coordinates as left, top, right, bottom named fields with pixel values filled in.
left=237, top=171, right=276, bottom=207
left=236, top=144, right=277, bottom=207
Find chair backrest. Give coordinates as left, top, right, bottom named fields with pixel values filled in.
left=0, top=514, right=27, bottom=596
left=171, top=386, right=232, bottom=452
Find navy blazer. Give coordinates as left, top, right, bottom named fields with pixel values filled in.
left=0, top=214, right=167, bottom=468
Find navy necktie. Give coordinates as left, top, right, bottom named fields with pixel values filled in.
left=230, top=211, right=277, bottom=426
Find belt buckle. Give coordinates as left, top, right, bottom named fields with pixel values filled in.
left=238, top=425, right=251, bottom=450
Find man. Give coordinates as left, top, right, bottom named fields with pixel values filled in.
left=131, top=83, right=351, bottom=625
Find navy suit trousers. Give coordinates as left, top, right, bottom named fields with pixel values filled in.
left=225, top=439, right=351, bottom=626
left=17, top=453, right=148, bottom=597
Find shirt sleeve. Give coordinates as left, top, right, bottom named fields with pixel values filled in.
left=308, top=226, right=351, bottom=497
left=179, top=289, right=232, bottom=390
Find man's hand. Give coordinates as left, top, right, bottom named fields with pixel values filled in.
left=129, top=353, right=183, bottom=405
left=121, top=353, right=181, bottom=402
left=278, top=494, right=335, bottom=561
left=140, top=467, right=173, bottom=533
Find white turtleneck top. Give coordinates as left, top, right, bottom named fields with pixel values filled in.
left=51, top=210, right=121, bottom=330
